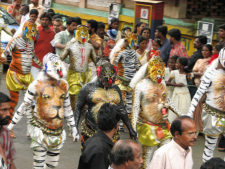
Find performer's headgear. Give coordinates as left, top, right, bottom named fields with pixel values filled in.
left=43, top=53, right=67, bottom=80
left=75, top=25, right=89, bottom=44
left=22, top=20, right=37, bottom=41
left=123, top=31, right=138, bottom=49
left=147, top=55, right=165, bottom=83
left=219, top=47, right=225, bottom=68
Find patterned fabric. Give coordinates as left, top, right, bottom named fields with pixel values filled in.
left=169, top=41, right=188, bottom=58
left=0, top=127, right=15, bottom=167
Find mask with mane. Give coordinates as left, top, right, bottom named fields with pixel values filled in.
left=75, top=25, right=89, bottom=44
left=22, top=20, right=37, bottom=41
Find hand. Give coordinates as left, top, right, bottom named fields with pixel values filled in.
left=72, top=127, right=80, bottom=142
left=0, top=56, right=6, bottom=63
left=129, top=128, right=137, bottom=140
left=176, top=83, right=184, bottom=87
left=7, top=123, right=14, bottom=131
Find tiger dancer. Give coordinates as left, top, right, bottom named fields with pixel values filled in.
left=187, top=48, right=225, bottom=162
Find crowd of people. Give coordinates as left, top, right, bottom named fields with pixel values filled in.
left=0, top=0, right=225, bottom=168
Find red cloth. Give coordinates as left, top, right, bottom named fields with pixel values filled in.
left=209, top=53, right=219, bottom=64
left=0, top=126, right=16, bottom=165
left=169, top=41, right=188, bottom=58
left=33, top=26, right=55, bottom=69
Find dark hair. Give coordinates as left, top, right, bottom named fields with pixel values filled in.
left=97, top=103, right=120, bottom=132
left=67, top=17, right=81, bottom=26
left=97, top=22, right=105, bottom=30
left=134, top=22, right=145, bottom=33
left=138, top=36, right=148, bottom=45
left=153, top=38, right=161, bottom=47
left=109, top=140, right=138, bottom=165
left=40, top=12, right=52, bottom=21
left=214, top=44, right=223, bottom=52
left=196, top=35, right=207, bottom=45
left=170, top=115, right=192, bottom=136
left=200, top=157, right=225, bottom=169
left=219, top=24, right=225, bottom=31
left=0, top=92, right=11, bottom=104
left=168, top=28, right=181, bottom=41
left=170, top=55, right=179, bottom=62
left=140, top=28, right=151, bottom=37
left=108, top=18, right=119, bottom=30
left=87, top=19, right=98, bottom=33
left=21, top=4, right=29, bottom=14
left=47, top=8, right=55, bottom=17
left=53, top=15, right=62, bottom=20
left=203, top=44, right=213, bottom=53
left=29, top=9, right=39, bottom=16
left=122, top=27, right=131, bottom=32
left=155, top=25, right=168, bottom=37
left=177, top=57, right=189, bottom=73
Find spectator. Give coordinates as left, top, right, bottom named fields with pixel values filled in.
left=209, top=44, right=223, bottom=64
left=13, top=4, right=30, bottom=38
left=54, top=17, right=81, bottom=56
left=188, top=35, right=207, bottom=71
left=97, top=22, right=106, bottom=40
left=87, top=19, right=102, bottom=57
left=109, top=139, right=143, bottom=169
left=78, top=103, right=120, bottom=169
left=7, top=0, right=22, bottom=23
left=29, top=0, right=45, bottom=24
left=108, top=18, right=121, bottom=41
left=168, top=28, right=188, bottom=58
left=149, top=116, right=197, bottom=169
left=154, top=25, right=171, bottom=64
left=31, top=12, right=55, bottom=78
left=0, top=92, right=16, bottom=169
left=140, top=27, right=152, bottom=51
left=136, top=36, right=148, bottom=65
left=148, top=38, right=161, bottom=61
left=53, top=18, right=63, bottom=33
left=134, top=22, right=146, bottom=36
left=218, top=24, right=225, bottom=47
left=200, top=157, right=225, bottom=169
left=29, top=9, right=39, bottom=23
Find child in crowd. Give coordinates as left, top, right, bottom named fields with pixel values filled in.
left=136, top=36, right=148, bottom=65
left=209, top=44, right=223, bottom=64
left=108, top=18, right=121, bottom=41
left=148, top=38, right=161, bottom=60
left=165, top=55, right=178, bottom=98
left=166, top=57, right=192, bottom=122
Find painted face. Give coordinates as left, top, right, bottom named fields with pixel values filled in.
left=22, top=20, right=37, bottom=41
left=97, top=63, right=117, bottom=88
left=219, top=48, right=225, bottom=68
left=125, top=32, right=138, bottom=49
left=43, top=53, right=67, bottom=80
left=76, top=25, right=89, bottom=44
left=147, top=55, right=165, bottom=83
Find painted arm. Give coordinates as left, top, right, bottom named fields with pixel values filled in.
left=115, top=85, right=137, bottom=140
left=131, top=83, right=142, bottom=131
left=63, top=90, right=79, bottom=141
left=187, top=69, right=213, bottom=118
left=0, top=38, right=16, bottom=63
left=7, top=81, right=36, bottom=130
left=60, top=47, right=70, bottom=61
left=32, top=52, right=42, bottom=68
left=89, top=45, right=97, bottom=65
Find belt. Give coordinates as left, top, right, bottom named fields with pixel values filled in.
left=203, top=103, right=225, bottom=118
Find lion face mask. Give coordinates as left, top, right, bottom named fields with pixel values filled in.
left=75, top=25, right=89, bottom=44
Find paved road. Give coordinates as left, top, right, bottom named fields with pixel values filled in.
left=0, top=72, right=224, bottom=169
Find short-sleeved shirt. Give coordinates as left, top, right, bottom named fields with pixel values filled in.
left=33, top=26, right=55, bottom=69
left=7, top=5, right=21, bottom=23
left=54, top=30, right=73, bottom=56
left=0, top=126, right=16, bottom=167
left=169, top=41, right=188, bottom=58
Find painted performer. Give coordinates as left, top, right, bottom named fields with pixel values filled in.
left=7, top=53, right=79, bottom=168
left=0, top=20, right=41, bottom=138
left=110, top=32, right=140, bottom=114
left=187, top=48, right=225, bottom=162
left=60, top=25, right=96, bottom=111
left=130, top=55, right=179, bottom=169
left=75, top=61, right=136, bottom=147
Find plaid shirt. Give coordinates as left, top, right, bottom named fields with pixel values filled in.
left=169, top=41, right=188, bottom=58
left=0, top=127, right=15, bottom=168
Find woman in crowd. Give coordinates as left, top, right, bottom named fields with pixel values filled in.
left=135, top=36, right=148, bottom=65
left=140, top=27, right=152, bottom=51
left=134, top=22, right=146, bottom=37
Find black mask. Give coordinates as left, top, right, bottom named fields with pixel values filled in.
left=0, top=115, right=10, bottom=125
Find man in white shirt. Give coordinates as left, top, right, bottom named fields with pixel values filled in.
left=149, top=116, right=197, bottom=169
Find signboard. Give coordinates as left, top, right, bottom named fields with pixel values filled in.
left=197, top=21, right=214, bottom=44
left=108, top=3, right=121, bottom=23
left=135, top=3, right=152, bottom=28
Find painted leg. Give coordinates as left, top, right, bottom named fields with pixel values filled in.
left=45, top=149, right=60, bottom=169
left=142, top=146, right=157, bottom=169
left=202, top=135, right=218, bottom=162
left=9, top=90, right=19, bottom=119
left=33, top=146, right=47, bottom=169
left=69, top=94, right=77, bottom=112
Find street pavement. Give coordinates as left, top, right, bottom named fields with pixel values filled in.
left=0, top=72, right=224, bottom=169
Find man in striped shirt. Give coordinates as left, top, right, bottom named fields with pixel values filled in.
left=0, top=92, right=16, bottom=169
